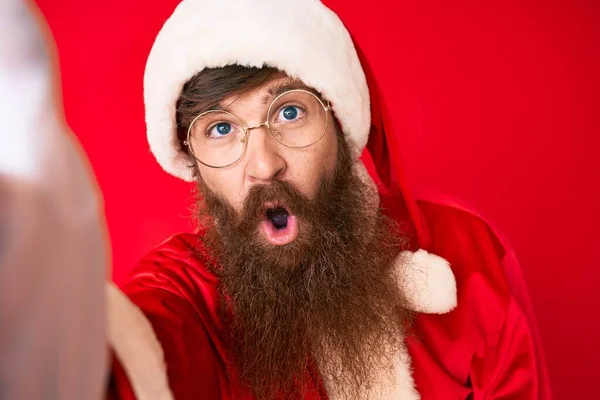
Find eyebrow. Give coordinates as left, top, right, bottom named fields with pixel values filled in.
left=207, top=79, right=323, bottom=113
left=260, top=80, right=321, bottom=105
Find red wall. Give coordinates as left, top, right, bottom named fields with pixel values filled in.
left=36, top=1, right=600, bottom=398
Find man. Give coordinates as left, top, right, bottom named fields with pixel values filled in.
left=109, top=0, right=551, bottom=399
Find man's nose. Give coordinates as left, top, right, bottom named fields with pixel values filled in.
left=244, top=125, right=286, bottom=184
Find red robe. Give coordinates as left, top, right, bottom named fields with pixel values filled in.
left=107, top=33, right=551, bottom=394
left=108, top=188, right=551, bottom=399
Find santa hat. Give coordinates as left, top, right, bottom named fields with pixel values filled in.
left=143, top=0, right=456, bottom=313
left=144, top=0, right=370, bottom=181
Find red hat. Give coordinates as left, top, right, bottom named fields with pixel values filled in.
left=143, top=0, right=456, bottom=316
left=144, top=0, right=370, bottom=182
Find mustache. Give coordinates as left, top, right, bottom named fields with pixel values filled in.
left=240, top=180, right=311, bottom=223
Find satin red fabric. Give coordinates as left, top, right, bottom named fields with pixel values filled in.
left=360, top=34, right=551, bottom=397
left=109, top=192, right=550, bottom=398
left=109, top=31, right=550, bottom=398
left=109, top=39, right=550, bottom=400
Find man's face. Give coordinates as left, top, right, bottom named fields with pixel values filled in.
left=196, top=76, right=339, bottom=246
left=185, top=67, right=408, bottom=400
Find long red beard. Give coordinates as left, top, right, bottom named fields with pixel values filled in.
left=196, top=141, right=411, bottom=399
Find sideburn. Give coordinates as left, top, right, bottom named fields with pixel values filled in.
left=195, top=139, right=411, bottom=400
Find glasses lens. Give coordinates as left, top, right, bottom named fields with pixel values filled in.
left=188, top=111, right=245, bottom=167
left=268, top=91, right=328, bottom=148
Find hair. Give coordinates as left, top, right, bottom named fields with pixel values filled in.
left=176, top=64, right=283, bottom=154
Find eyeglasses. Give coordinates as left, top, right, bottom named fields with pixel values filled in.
left=184, top=89, right=332, bottom=168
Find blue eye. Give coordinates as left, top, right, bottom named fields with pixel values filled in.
left=273, top=104, right=306, bottom=124
left=209, top=122, right=232, bottom=137
left=277, top=105, right=308, bottom=123
left=282, top=106, right=298, bottom=120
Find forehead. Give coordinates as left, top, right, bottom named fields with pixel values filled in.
left=217, top=76, right=322, bottom=112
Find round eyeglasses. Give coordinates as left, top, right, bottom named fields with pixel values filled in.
left=184, top=89, right=332, bottom=168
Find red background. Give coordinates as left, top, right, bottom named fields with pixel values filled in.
left=36, top=1, right=600, bottom=398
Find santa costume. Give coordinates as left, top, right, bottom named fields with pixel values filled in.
left=107, top=0, right=551, bottom=398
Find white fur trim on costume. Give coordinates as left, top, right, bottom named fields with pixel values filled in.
left=373, top=346, right=420, bottom=400
left=396, top=250, right=457, bottom=314
left=382, top=347, right=421, bottom=400
left=144, top=0, right=370, bottom=181
left=326, top=345, right=420, bottom=400
left=326, top=248, right=455, bottom=400
left=106, top=283, right=174, bottom=400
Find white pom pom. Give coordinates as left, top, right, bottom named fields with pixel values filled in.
left=395, top=249, right=457, bottom=314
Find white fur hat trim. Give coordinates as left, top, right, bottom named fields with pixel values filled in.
left=144, top=0, right=370, bottom=182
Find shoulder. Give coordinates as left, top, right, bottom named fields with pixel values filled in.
left=417, top=198, right=512, bottom=307
left=418, top=198, right=507, bottom=260
left=111, top=232, right=227, bottom=399
left=416, top=198, right=551, bottom=397
left=409, top=198, right=515, bottom=376
left=416, top=196, right=514, bottom=324
left=117, top=232, right=225, bottom=343
left=409, top=197, right=548, bottom=392
left=129, top=232, right=216, bottom=282
left=122, top=232, right=220, bottom=317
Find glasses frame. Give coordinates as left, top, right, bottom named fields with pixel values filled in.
left=184, top=89, right=332, bottom=169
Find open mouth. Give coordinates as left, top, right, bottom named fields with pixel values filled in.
left=258, top=204, right=299, bottom=246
